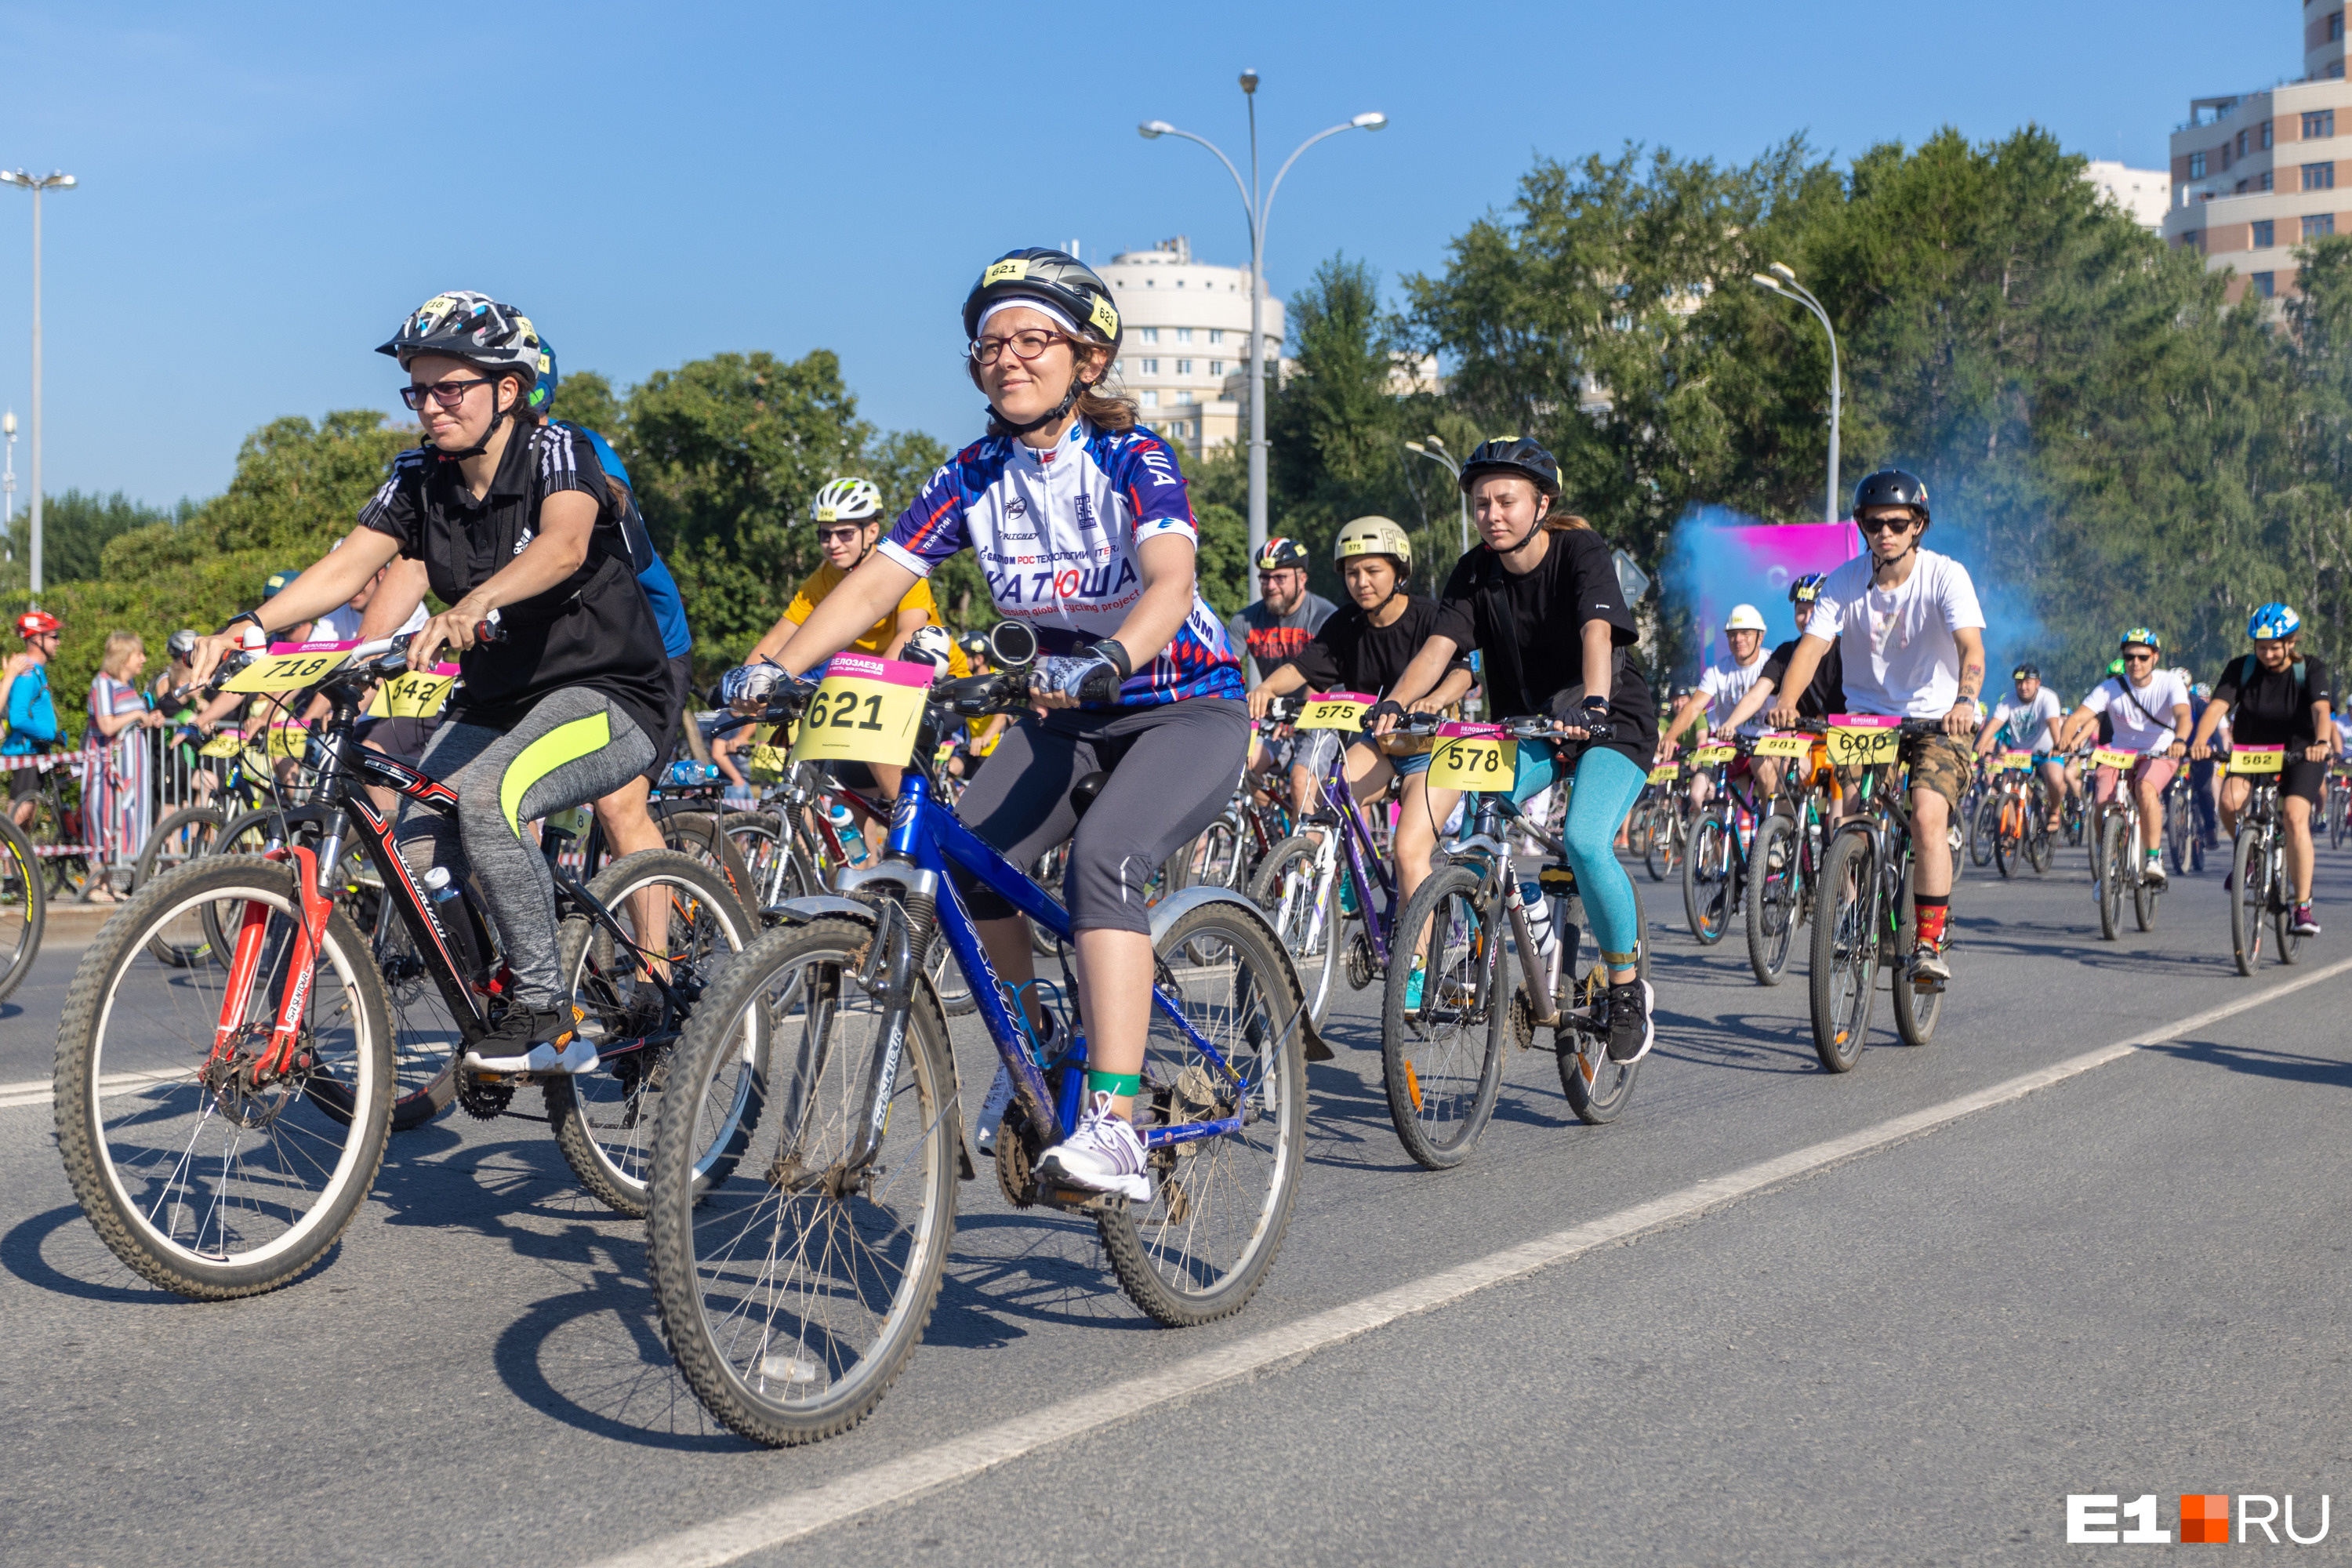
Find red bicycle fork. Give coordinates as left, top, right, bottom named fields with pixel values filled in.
left=207, top=846, right=334, bottom=1084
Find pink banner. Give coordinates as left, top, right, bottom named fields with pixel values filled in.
left=1668, top=517, right=1863, bottom=669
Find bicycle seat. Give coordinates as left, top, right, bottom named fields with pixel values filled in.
left=1069, top=770, right=1109, bottom=819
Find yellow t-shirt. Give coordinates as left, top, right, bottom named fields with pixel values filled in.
left=785, top=561, right=938, bottom=655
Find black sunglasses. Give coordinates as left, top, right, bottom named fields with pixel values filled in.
left=816, top=526, right=865, bottom=546
left=1857, top=514, right=1920, bottom=535
left=400, top=376, right=496, bottom=412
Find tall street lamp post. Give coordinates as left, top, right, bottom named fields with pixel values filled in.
left=1142, top=78, right=1385, bottom=561
left=1404, top=434, right=1468, bottom=553
left=1751, top=263, right=1841, bottom=524
left=1, top=169, right=77, bottom=601
left=2, top=409, right=16, bottom=560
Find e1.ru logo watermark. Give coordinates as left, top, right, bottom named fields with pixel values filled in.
left=2067, top=1494, right=2331, bottom=1544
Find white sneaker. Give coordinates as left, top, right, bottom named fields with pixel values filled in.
left=463, top=1036, right=600, bottom=1076
left=2143, top=858, right=2168, bottom=890
left=1033, top=1091, right=1152, bottom=1203
left=974, top=1062, right=1016, bottom=1154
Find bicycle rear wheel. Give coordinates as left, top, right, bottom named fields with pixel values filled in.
left=2230, top=829, right=2265, bottom=975
left=1968, top=793, right=1998, bottom=867
left=1808, top=831, right=1876, bottom=1073
left=546, top=850, right=764, bottom=1217
left=1744, top=812, right=1799, bottom=985
left=2096, top=815, right=2128, bottom=942
left=2272, top=845, right=2304, bottom=966
left=1890, top=851, right=1944, bottom=1047
left=132, top=806, right=220, bottom=967
left=1248, top=833, right=1340, bottom=1033
left=1558, top=889, right=1650, bottom=1124
left=647, top=914, right=958, bottom=1446
left=2134, top=851, right=2161, bottom=931
left=1644, top=804, right=1680, bottom=883
left=1380, top=864, right=1505, bottom=1169
left=53, top=857, right=393, bottom=1298
left=1099, top=898, right=1307, bottom=1326
left=1680, top=807, right=1734, bottom=945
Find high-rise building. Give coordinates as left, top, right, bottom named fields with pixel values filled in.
left=1099, top=237, right=1286, bottom=454
left=2161, top=2, right=2352, bottom=303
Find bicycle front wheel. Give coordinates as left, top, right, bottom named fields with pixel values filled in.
left=546, top=849, right=764, bottom=1217
left=1744, top=812, right=1799, bottom=985
left=1099, top=898, right=1308, bottom=1326
left=1248, top=833, right=1340, bottom=1032
left=1681, top=808, right=1735, bottom=945
left=1381, top=863, right=1505, bottom=1169
left=53, top=857, right=394, bottom=1298
left=0, top=813, right=44, bottom=1004
left=1808, top=832, right=1876, bottom=1073
left=647, top=914, right=958, bottom=1447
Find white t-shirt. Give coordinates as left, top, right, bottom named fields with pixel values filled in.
left=2085, top=670, right=2190, bottom=755
left=1990, top=688, right=2062, bottom=751
left=1697, top=653, right=1769, bottom=735
left=1801, top=550, right=1987, bottom=719
left=312, top=599, right=428, bottom=644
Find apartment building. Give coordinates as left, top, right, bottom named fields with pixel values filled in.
left=1098, top=237, right=1286, bottom=454
left=2161, top=1, right=2352, bottom=302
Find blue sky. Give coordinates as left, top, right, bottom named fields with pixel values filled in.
left=0, top=1, right=2285, bottom=511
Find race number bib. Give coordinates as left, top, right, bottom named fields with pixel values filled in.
left=1825, top=714, right=1901, bottom=768
left=1994, top=750, right=2033, bottom=772
left=267, top=722, right=309, bottom=760
left=198, top=731, right=244, bottom=759
left=1691, top=745, right=1736, bottom=765
left=1295, top=691, right=1374, bottom=731
left=2229, top=745, right=2285, bottom=775
left=788, top=653, right=934, bottom=768
left=223, top=639, right=358, bottom=694
left=365, top=664, right=459, bottom=718
left=1427, top=722, right=1515, bottom=793
left=2091, top=747, right=2137, bottom=771
left=1646, top=764, right=1679, bottom=785
left=1752, top=732, right=1809, bottom=758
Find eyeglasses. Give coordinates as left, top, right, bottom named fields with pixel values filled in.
left=1857, top=514, right=1919, bottom=535
left=2122, top=650, right=2156, bottom=662
left=968, top=329, right=1073, bottom=367
left=400, top=376, right=495, bottom=412
left=815, top=526, right=864, bottom=546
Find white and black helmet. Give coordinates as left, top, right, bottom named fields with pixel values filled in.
left=811, top=477, right=884, bottom=524
left=376, top=292, right=546, bottom=383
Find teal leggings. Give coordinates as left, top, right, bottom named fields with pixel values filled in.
left=1559, top=747, right=1648, bottom=967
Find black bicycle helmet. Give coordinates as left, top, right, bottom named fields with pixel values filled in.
left=1254, top=536, right=1311, bottom=572
left=1788, top=572, right=1827, bottom=604
left=2013, top=662, right=2039, bottom=681
left=1457, top=436, right=1561, bottom=499
left=1851, top=468, right=1929, bottom=523
left=962, top=249, right=1122, bottom=350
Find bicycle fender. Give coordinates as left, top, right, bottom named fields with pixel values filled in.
left=1149, top=885, right=1335, bottom=1062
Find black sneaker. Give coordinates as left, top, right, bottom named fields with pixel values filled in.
left=1606, top=980, right=1655, bottom=1065
left=464, top=1004, right=597, bottom=1075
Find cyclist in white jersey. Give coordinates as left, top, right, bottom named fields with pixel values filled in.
left=1658, top=602, right=1769, bottom=809
left=1975, top=662, right=2068, bottom=825
left=726, top=249, right=1247, bottom=1203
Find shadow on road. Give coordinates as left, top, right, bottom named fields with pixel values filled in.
left=0, top=1200, right=212, bottom=1305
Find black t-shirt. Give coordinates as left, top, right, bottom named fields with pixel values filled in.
left=1431, top=526, right=1657, bottom=766
left=2212, top=652, right=2333, bottom=747
left=359, top=423, right=673, bottom=751
left=1760, top=635, right=1846, bottom=720
left=1281, top=594, right=1465, bottom=696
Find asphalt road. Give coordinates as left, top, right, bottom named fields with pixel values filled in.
left=3, top=839, right=2349, bottom=1566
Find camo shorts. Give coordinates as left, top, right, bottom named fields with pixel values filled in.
left=1836, top=730, right=1977, bottom=812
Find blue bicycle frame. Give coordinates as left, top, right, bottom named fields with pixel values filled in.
left=856, top=768, right=1249, bottom=1151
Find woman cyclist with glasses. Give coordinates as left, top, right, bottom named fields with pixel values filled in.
left=724, top=248, right=1248, bottom=1200
left=188, top=291, right=674, bottom=1074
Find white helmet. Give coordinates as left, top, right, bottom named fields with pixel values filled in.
left=1724, top=603, right=1768, bottom=633
left=811, top=477, right=884, bottom=524
left=902, top=624, right=953, bottom=678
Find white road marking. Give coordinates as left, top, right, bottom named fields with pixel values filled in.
left=0, top=1067, right=189, bottom=1111
left=590, top=954, right=2352, bottom=1568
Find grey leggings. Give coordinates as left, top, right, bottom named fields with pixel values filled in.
left=953, top=697, right=1250, bottom=935
left=397, top=687, right=655, bottom=1007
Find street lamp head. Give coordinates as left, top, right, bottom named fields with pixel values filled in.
left=1240, top=69, right=1259, bottom=94
left=1751, top=274, right=1786, bottom=292
left=49, top=174, right=74, bottom=189
left=1405, top=441, right=1427, bottom=456
left=0, top=172, right=23, bottom=188
left=1424, top=434, right=1446, bottom=450
left=1352, top=111, right=1388, bottom=131
left=2, top=412, right=14, bottom=437
left=1138, top=121, right=1171, bottom=140
left=1768, top=262, right=1797, bottom=284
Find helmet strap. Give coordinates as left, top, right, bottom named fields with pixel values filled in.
left=432, top=374, right=524, bottom=463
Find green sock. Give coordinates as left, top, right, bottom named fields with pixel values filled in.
left=1086, top=1069, right=1141, bottom=1099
